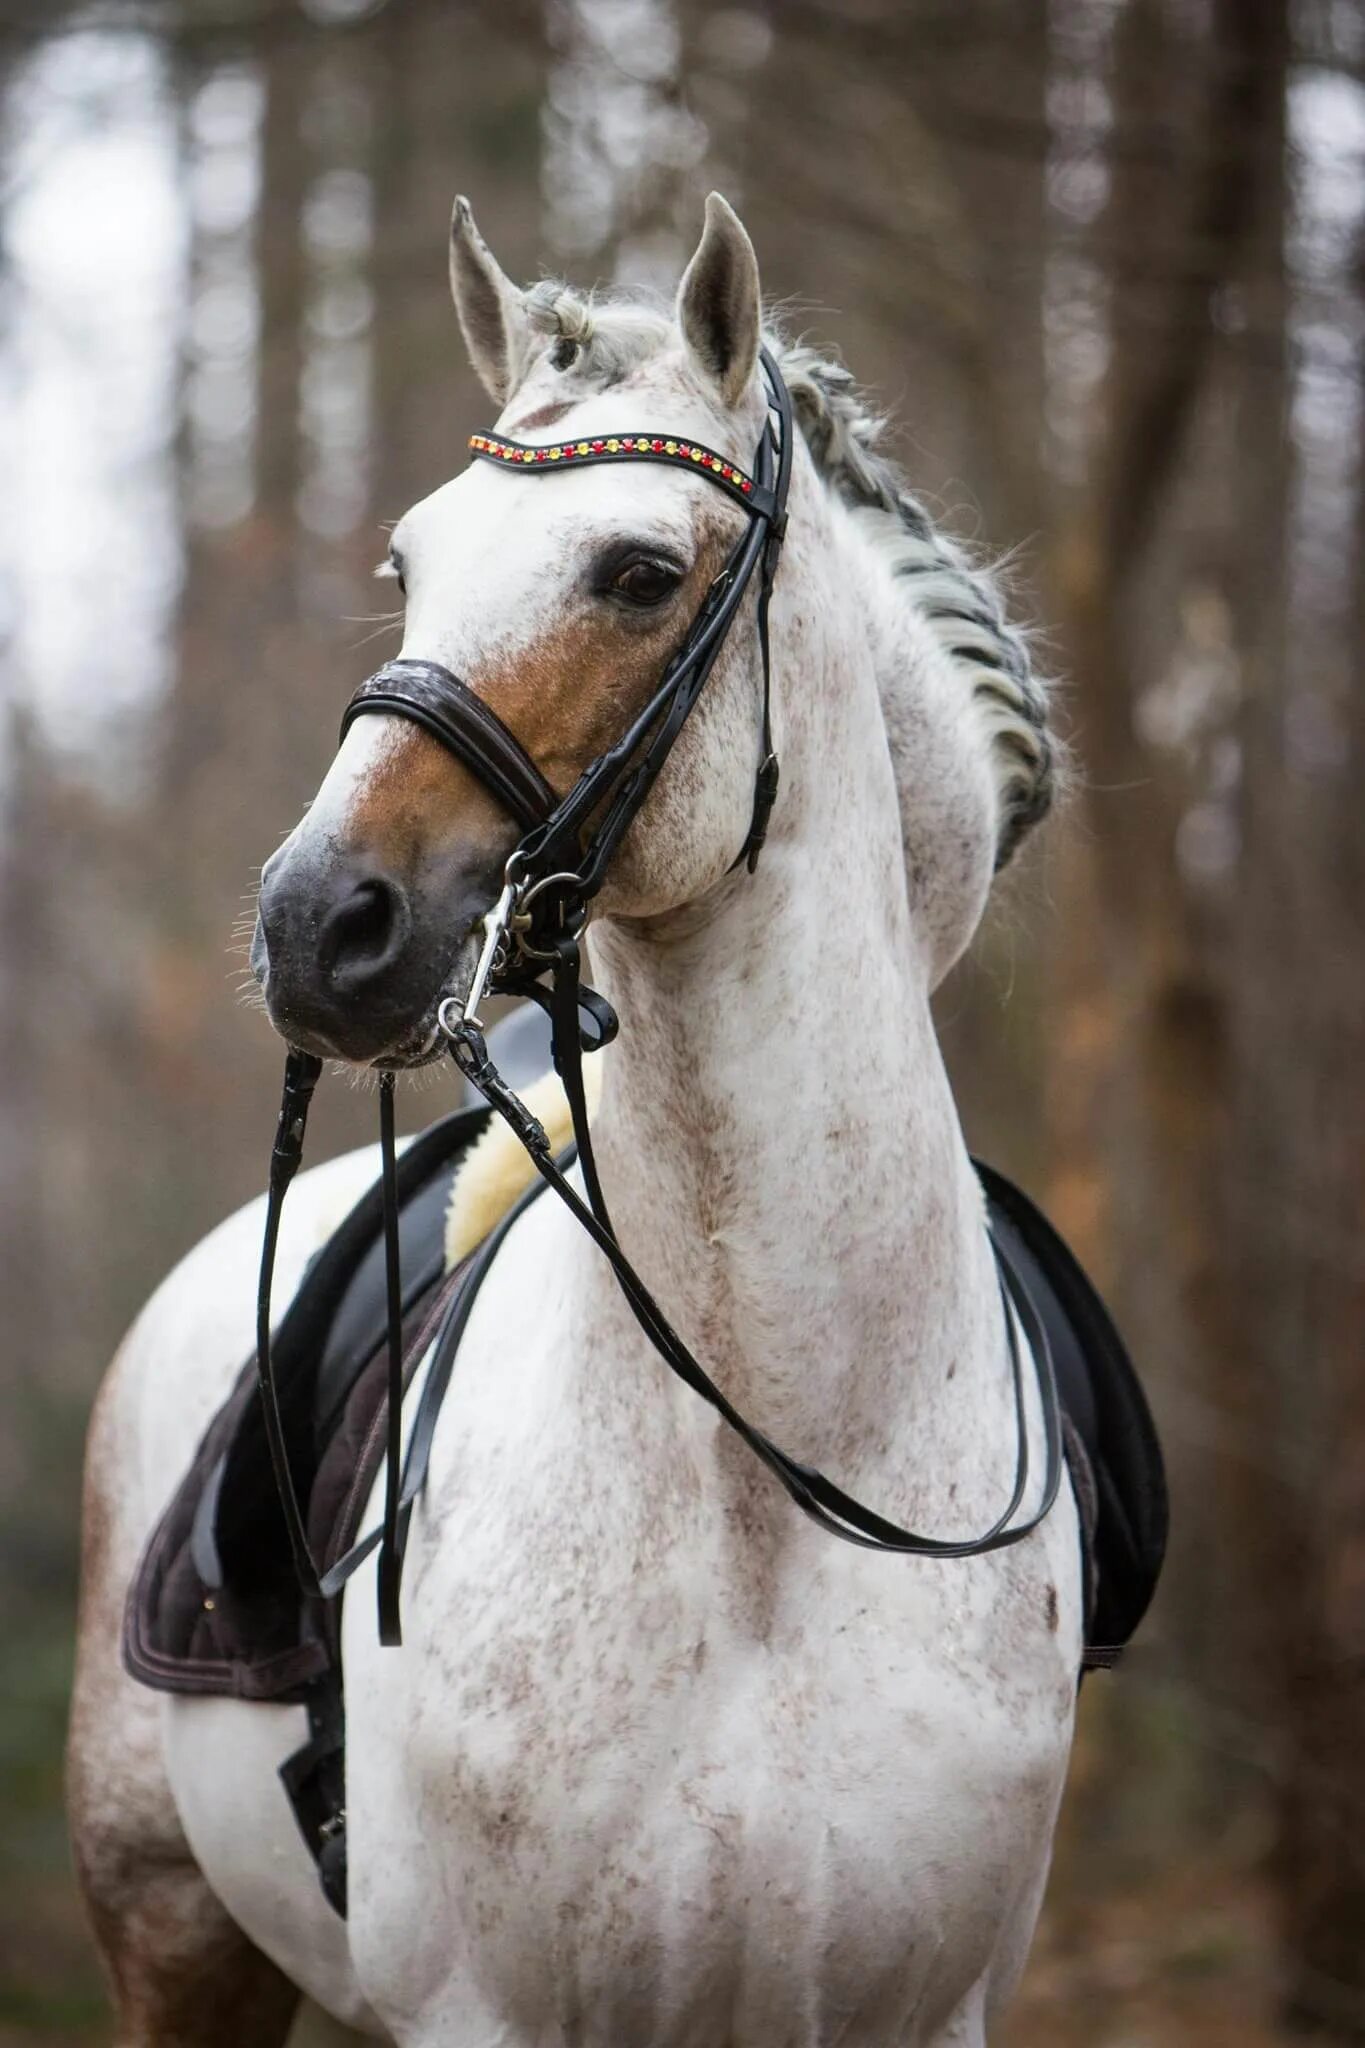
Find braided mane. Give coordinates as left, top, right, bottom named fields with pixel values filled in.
left=522, top=285, right=1055, bottom=868
left=777, top=346, right=1053, bottom=869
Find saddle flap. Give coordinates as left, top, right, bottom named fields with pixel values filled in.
left=978, top=1161, right=1168, bottom=1656
left=212, top=1107, right=487, bottom=1593
left=125, top=1106, right=488, bottom=1701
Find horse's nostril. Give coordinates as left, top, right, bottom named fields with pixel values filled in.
left=319, top=874, right=411, bottom=989
left=328, top=881, right=389, bottom=961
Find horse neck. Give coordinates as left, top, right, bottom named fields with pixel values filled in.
left=580, top=484, right=1003, bottom=1475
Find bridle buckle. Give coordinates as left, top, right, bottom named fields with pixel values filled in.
left=510, top=870, right=589, bottom=964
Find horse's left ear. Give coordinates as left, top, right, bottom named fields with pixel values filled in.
left=676, top=193, right=761, bottom=409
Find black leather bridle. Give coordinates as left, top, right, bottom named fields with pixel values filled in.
left=255, top=349, right=1063, bottom=1646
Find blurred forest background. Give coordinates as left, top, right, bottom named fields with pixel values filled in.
left=0, top=0, right=1362, bottom=2041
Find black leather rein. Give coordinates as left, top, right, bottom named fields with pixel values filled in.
left=253, top=349, right=1063, bottom=1647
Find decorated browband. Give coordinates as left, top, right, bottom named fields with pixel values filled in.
left=468, top=430, right=763, bottom=512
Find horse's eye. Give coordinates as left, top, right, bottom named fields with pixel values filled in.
left=610, top=559, right=681, bottom=607
left=551, top=337, right=579, bottom=371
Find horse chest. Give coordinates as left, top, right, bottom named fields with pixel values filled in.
left=340, top=1417, right=1080, bottom=2045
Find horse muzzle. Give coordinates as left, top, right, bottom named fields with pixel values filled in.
left=252, top=839, right=488, bottom=1064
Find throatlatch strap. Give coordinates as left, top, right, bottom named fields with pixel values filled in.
left=733, top=355, right=790, bottom=872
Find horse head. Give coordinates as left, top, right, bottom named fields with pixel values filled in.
left=253, top=194, right=773, bottom=1066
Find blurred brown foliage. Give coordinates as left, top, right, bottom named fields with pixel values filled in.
left=1, top=0, right=1363, bottom=2040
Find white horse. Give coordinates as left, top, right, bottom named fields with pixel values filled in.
left=68, top=194, right=1079, bottom=2047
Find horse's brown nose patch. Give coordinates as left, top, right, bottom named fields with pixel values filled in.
left=344, top=722, right=512, bottom=874
left=461, top=519, right=737, bottom=798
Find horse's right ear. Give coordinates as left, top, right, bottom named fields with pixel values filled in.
left=449, top=197, right=529, bottom=407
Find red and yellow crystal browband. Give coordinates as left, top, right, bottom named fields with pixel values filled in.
left=469, top=430, right=758, bottom=508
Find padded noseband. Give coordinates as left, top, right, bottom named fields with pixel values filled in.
left=341, top=662, right=555, bottom=834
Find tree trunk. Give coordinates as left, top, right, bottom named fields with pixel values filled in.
left=1272, top=188, right=1365, bottom=2047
